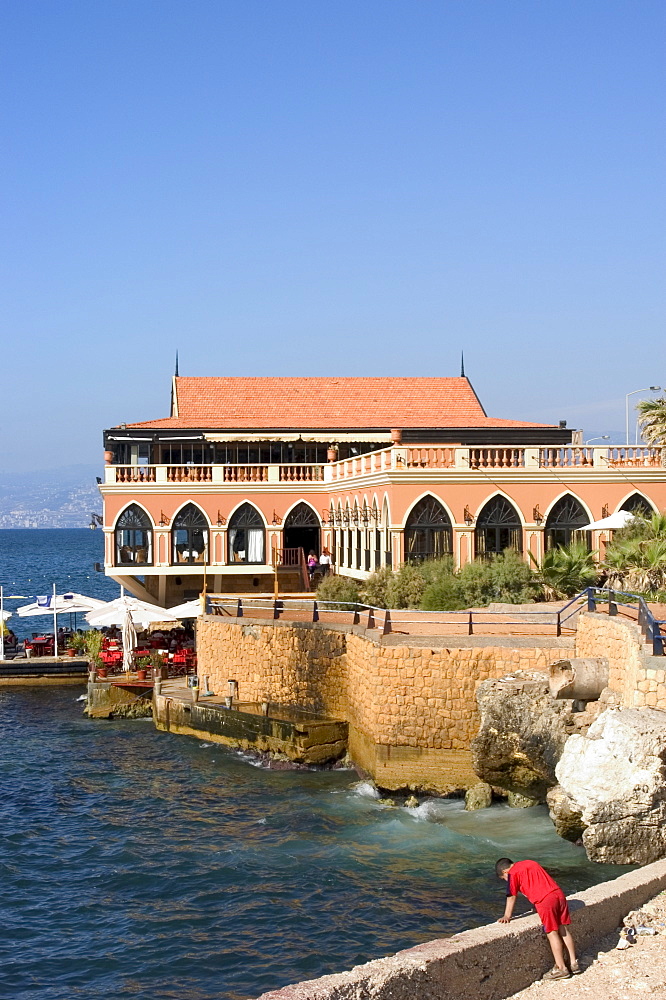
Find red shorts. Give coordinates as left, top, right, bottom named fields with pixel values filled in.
left=535, top=889, right=571, bottom=934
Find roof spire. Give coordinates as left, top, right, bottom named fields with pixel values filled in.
left=460, top=351, right=465, bottom=378
left=175, top=350, right=179, bottom=377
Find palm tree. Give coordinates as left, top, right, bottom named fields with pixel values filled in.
left=637, top=396, right=666, bottom=446
left=531, top=542, right=599, bottom=599
left=605, top=513, right=666, bottom=593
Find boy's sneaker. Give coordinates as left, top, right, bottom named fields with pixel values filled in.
left=570, top=961, right=582, bottom=975
left=543, top=967, right=571, bottom=980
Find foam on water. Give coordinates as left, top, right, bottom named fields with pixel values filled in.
left=352, top=780, right=381, bottom=799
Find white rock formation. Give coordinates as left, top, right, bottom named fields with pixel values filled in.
left=555, top=707, right=666, bottom=864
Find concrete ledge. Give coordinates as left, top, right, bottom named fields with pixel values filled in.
left=254, top=860, right=666, bottom=1000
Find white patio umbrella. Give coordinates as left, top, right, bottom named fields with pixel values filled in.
left=167, top=599, right=203, bottom=618
left=86, top=596, right=177, bottom=629
left=579, top=510, right=635, bottom=531
left=17, top=592, right=108, bottom=617
left=121, top=610, right=138, bottom=673
left=16, top=591, right=108, bottom=655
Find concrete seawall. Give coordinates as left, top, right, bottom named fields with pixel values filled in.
left=254, top=860, right=666, bottom=1000
left=196, top=615, right=571, bottom=793
left=0, top=657, right=89, bottom=685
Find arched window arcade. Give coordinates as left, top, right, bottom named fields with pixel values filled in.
left=545, top=496, right=590, bottom=550
left=172, top=504, right=208, bottom=564
left=228, top=503, right=265, bottom=564
left=405, top=496, right=453, bottom=562
left=115, top=505, right=153, bottom=566
left=475, top=497, right=522, bottom=557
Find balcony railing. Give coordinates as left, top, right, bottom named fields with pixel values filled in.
left=106, top=464, right=325, bottom=485
left=104, top=445, right=664, bottom=486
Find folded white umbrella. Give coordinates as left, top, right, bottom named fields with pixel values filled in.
left=17, top=593, right=108, bottom=617
left=1, top=609, right=11, bottom=621
left=167, top=599, right=203, bottom=618
left=579, top=510, right=635, bottom=531
left=86, top=595, right=177, bottom=628
left=121, top=609, right=138, bottom=673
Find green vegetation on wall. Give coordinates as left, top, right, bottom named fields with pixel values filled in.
left=317, top=514, right=666, bottom=610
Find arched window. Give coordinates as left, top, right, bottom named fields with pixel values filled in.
left=172, top=504, right=208, bottom=564
left=475, top=497, right=522, bottom=557
left=545, top=496, right=590, bottom=550
left=115, top=505, right=152, bottom=566
left=620, top=493, right=653, bottom=517
left=228, top=503, right=265, bottom=564
left=405, top=496, right=452, bottom=562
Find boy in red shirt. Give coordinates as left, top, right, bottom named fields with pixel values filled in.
left=496, top=858, right=580, bottom=980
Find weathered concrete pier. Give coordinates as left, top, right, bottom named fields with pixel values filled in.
left=153, top=679, right=348, bottom=763
left=0, top=656, right=89, bottom=685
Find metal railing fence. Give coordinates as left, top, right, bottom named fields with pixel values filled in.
left=205, top=588, right=666, bottom=651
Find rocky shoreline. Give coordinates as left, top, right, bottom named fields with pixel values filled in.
left=469, top=659, right=666, bottom=865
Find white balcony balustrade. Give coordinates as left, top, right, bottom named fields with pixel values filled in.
left=103, top=445, right=664, bottom=487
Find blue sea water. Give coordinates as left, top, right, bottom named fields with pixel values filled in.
left=0, top=529, right=118, bottom=638
left=0, top=531, right=631, bottom=1000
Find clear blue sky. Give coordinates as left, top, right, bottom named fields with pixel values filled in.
left=1, top=0, right=664, bottom=471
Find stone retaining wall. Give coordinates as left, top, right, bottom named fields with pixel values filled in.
left=253, top=860, right=666, bottom=1000
left=196, top=616, right=567, bottom=791
left=575, top=612, right=666, bottom=709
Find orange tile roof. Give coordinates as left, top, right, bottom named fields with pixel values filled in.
left=122, top=377, right=554, bottom=430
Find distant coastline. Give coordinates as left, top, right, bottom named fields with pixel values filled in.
left=0, top=464, right=101, bottom=529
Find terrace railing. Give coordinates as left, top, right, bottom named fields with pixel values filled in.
left=104, top=446, right=664, bottom=486
left=205, top=587, right=666, bottom=651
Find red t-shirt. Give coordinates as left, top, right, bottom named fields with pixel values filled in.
left=508, top=860, right=561, bottom=905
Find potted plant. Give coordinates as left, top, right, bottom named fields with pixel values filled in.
left=149, top=649, right=165, bottom=679
left=68, top=633, right=86, bottom=658
left=136, top=656, right=151, bottom=681
left=84, top=630, right=105, bottom=678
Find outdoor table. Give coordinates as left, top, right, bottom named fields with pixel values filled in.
left=31, top=637, right=55, bottom=657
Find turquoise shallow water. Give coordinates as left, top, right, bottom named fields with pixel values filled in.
left=0, top=531, right=631, bottom=999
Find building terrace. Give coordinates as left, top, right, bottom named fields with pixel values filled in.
left=99, top=374, right=666, bottom=607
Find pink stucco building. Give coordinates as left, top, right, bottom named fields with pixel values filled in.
left=99, top=375, right=666, bottom=605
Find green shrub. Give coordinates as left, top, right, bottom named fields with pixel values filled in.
left=385, top=564, right=426, bottom=608
left=316, top=575, right=360, bottom=609
left=360, top=566, right=394, bottom=608
left=420, top=574, right=466, bottom=611
left=485, top=549, right=542, bottom=604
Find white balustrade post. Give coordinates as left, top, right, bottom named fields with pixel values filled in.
left=267, top=466, right=280, bottom=483
left=155, top=465, right=167, bottom=483
left=454, top=448, right=469, bottom=470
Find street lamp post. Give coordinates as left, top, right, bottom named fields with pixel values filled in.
left=625, top=387, right=661, bottom=446
left=584, top=435, right=610, bottom=445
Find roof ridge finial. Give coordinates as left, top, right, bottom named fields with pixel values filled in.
left=460, top=351, right=465, bottom=378
left=175, top=350, right=179, bottom=377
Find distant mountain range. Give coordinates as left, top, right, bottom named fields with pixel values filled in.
left=0, top=465, right=102, bottom=528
